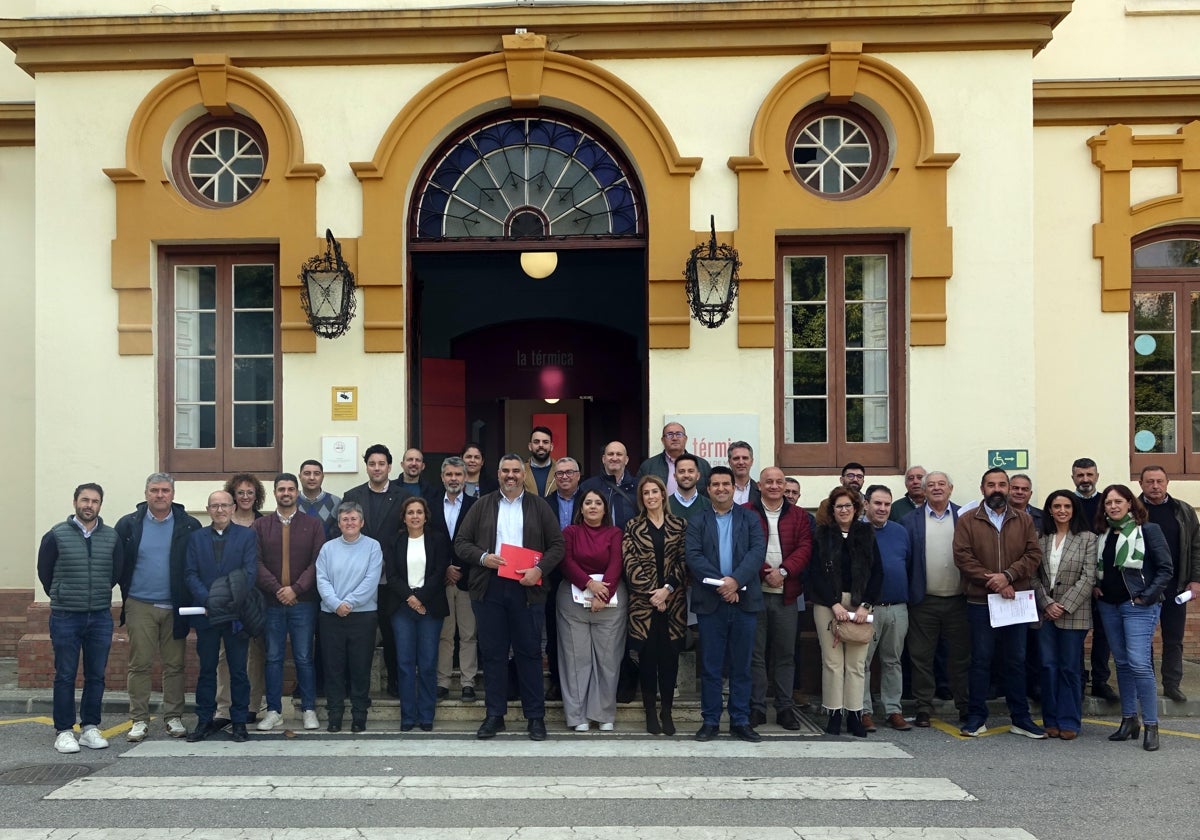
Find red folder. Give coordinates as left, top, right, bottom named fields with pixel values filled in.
left=497, top=543, right=543, bottom=584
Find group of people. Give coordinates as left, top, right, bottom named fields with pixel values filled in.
left=38, top=426, right=1198, bottom=752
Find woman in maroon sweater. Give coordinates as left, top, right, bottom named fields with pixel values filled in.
left=556, top=489, right=626, bottom=731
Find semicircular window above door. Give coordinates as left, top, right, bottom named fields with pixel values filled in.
left=413, top=113, right=644, bottom=240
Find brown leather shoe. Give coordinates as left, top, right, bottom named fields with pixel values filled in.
left=914, top=712, right=931, bottom=728
left=887, top=713, right=912, bottom=731
left=861, top=714, right=876, bottom=733
left=1044, top=726, right=1060, bottom=739
left=1058, top=729, right=1077, bottom=741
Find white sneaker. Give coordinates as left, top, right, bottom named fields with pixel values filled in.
left=54, top=731, right=80, bottom=754
left=256, top=710, right=284, bottom=731
left=302, top=709, right=320, bottom=730
left=127, top=721, right=149, bottom=742
left=574, top=723, right=590, bottom=732
left=79, top=726, right=109, bottom=750
left=165, top=717, right=187, bottom=738
left=599, top=722, right=615, bottom=731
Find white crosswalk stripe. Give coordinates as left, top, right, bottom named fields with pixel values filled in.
left=6, top=830, right=1039, bottom=840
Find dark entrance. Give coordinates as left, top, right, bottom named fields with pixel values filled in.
left=409, top=247, right=646, bottom=476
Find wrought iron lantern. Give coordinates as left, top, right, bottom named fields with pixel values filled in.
left=299, top=229, right=357, bottom=339
left=684, top=215, right=741, bottom=328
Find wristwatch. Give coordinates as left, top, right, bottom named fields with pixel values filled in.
left=664, top=583, right=675, bottom=594
left=778, top=568, right=788, bottom=578
left=860, top=602, right=873, bottom=610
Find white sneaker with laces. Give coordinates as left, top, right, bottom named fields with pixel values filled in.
left=127, top=721, right=149, bottom=742
left=599, top=722, right=615, bottom=731
left=256, top=710, right=284, bottom=731
left=302, top=709, right=320, bottom=730
left=165, top=717, right=187, bottom=738
left=54, top=731, right=80, bottom=754
left=574, top=723, right=590, bottom=732
left=79, top=726, right=109, bottom=750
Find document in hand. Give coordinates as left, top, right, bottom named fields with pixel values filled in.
left=987, top=590, right=1038, bottom=628
left=571, top=573, right=619, bottom=607
left=498, top=543, right=543, bottom=583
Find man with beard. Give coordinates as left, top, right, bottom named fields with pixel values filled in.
left=669, top=454, right=711, bottom=524
left=579, top=441, right=638, bottom=530
left=1071, top=457, right=1118, bottom=704
left=523, top=427, right=557, bottom=497
left=638, top=422, right=712, bottom=496
left=840, top=462, right=866, bottom=496
left=952, top=468, right=1044, bottom=738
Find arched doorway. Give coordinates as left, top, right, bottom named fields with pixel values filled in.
left=408, top=110, right=647, bottom=474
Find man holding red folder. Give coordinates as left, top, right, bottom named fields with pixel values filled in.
left=454, top=454, right=564, bottom=740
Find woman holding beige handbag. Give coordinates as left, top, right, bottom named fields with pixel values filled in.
left=808, top=486, right=882, bottom=737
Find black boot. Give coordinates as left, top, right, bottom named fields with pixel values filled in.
left=1108, top=715, right=1140, bottom=741
left=825, top=709, right=843, bottom=736
left=1143, top=724, right=1160, bottom=751
left=846, top=710, right=868, bottom=738
left=644, top=706, right=661, bottom=736
left=660, top=707, right=676, bottom=737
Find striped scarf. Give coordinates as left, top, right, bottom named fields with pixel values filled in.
left=1097, top=513, right=1144, bottom=580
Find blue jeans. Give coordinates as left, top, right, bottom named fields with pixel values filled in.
left=264, top=601, right=318, bottom=712
left=965, top=603, right=1031, bottom=724
left=391, top=609, right=441, bottom=726
left=1096, top=599, right=1162, bottom=724
left=1038, top=622, right=1086, bottom=733
left=696, top=603, right=758, bottom=726
left=49, top=608, right=113, bottom=732
left=195, top=624, right=249, bottom=725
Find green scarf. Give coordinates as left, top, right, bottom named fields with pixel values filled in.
left=1096, top=513, right=1144, bottom=580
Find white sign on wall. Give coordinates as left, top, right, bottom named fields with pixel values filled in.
left=663, top=414, right=759, bottom=468
left=321, top=435, right=359, bottom=473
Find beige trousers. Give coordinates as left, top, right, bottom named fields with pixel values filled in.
left=813, top=593, right=871, bottom=713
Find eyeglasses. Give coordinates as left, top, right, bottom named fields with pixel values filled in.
left=554, top=470, right=579, bottom=478
left=235, top=490, right=257, bottom=498
left=663, top=432, right=685, bottom=439
left=208, top=503, right=233, bottom=510
left=842, top=473, right=865, bottom=481
left=833, top=503, right=855, bottom=511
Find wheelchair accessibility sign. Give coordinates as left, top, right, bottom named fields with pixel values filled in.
left=987, top=449, right=1028, bottom=470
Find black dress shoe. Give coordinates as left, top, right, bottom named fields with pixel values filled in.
left=777, top=709, right=802, bottom=731
left=730, top=724, right=762, bottom=743
left=208, top=717, right=231, bottom=733
left=327, top=721, right=342, bottom=733
left=186, top=724, right=211, bottom=743
left=477, top=715, right=506, bottom=739
left=461, top=686, right=476, bottom=702
left=749, top=709, right=767, bottom=727
left=351, top=719, right=366, bottom=733
left=527, top=718, right=547, bottom=741
left=401, top=723, right=414, bottom=732
left=694, top=723, right=719, bottom=742
left=436, top=687, right=449, bottom=701
left=1165, top=686, right=1188, bottom=703
left=1092, top=683, right=1119, bottom=703
left=660, top=712, right=676, bottom=737
left=914, top=712, right=931, bottom=728
left=231, top=724, right=248, bottom=743
left=545, top=684, right=562, bottom=702
left=419, top=723, right=432, bottom=732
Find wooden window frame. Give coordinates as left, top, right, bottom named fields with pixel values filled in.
left=786, top=103, right=889, bottom=200
left=1130, top=226, right=1200, bottom=478
left=157, top=246, right=282, bottom=478
left=775, top=235, right=906, bottom=474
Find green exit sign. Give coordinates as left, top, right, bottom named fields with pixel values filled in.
left=987, top=449, right=1029, bottom=470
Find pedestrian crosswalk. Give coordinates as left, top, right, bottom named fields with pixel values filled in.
left=19, top=735, right=1039, bottom=840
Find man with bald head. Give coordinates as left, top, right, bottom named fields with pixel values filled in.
left=638, top=422, right=712, bottom=496
left=745, top=466, right=811, bottom=729
left=580, top=440, right=638, bottom=529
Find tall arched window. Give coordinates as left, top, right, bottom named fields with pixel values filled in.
left=412, top=112, right=643, bottom=240
left=1131, top=229, right=1200, bottom=475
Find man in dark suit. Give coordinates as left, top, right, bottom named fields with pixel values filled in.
left=429, top=456, right=478, bottom=702
left=454, top=454, right=564, bottom=741
left=342, top=443, right=414, bottom=698
left=685, top=466, right=766, bottom=743
left=184, top=490, right=259, bottom=743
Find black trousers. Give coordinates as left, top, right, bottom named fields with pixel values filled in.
left=1159, top=593, right=1187, bottom=690
left=473, top=577, right=545, bottom=720
left=638, top=614, right=679, bottom=713
left=377, top=586, right=397, bottom=692
left=321, top=610, right=375, bottom=721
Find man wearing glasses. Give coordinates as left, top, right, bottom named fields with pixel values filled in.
left=840, top=463, right=867, bottom=496
left=638, top=422, right=712, bottom=496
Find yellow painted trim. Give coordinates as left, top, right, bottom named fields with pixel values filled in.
left=1088, top=121, right=1200, bottom=312
left=104, top=56, right=327, bottom=355
left=0, top=2, right=1073, bottom=75
left=1034, top=78, right=1200, bottom=126
left=0, top=716, right=53, bottom=726
left=0, top=103, right=34, bottom=147
left=729, top=46, right=957, bottom=348
left=352, top=32, right=700, bottom=351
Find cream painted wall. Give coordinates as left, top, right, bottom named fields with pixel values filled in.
left=0, top=146, right=36, bottom=588
left=1035, top=0, right=1200, bottom=79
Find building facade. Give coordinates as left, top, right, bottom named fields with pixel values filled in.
left=3, top=0, right=1199, bottom=682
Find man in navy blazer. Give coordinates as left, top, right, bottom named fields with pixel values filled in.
left=685, top=466, right=766, bottom=743
left=185, top=489, right=259, bottom=742
left=428, top=456, right=479, bottom=701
